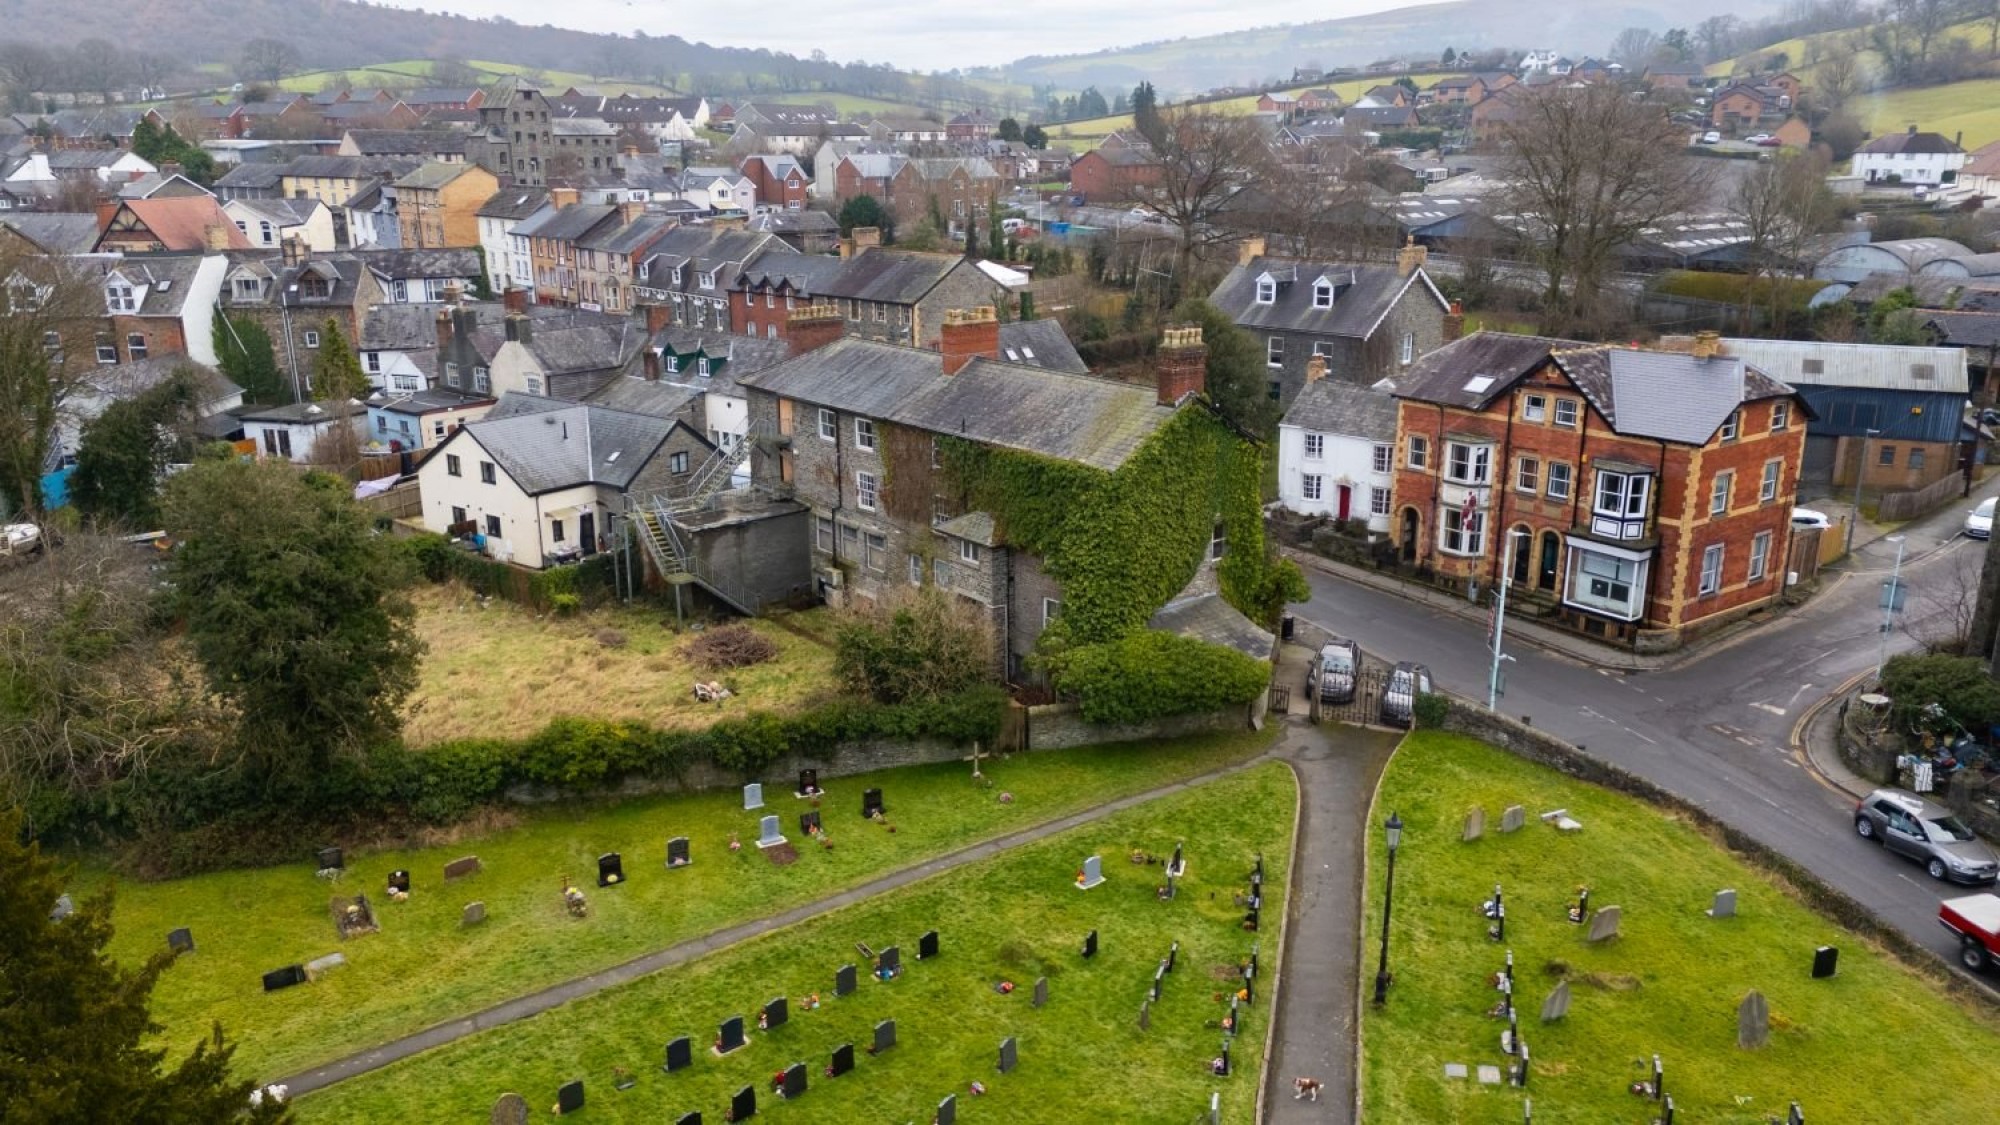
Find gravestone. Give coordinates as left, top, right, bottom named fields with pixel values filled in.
left=49, top=894, right=74, bottom=922
left=667, top=836, right=691, bottom=868
left=1076, top=855, right=1104, bottom=890
left=1788, top=1102, right=1805, bottom=1125
left=729, top=1085, right=755, bottom=1120
left=1166, top=940, right=1178, bottom=972
left=556, top=1080, right=584, bottom=1115
left=936, top=1093, right=958, bottom=1125
left=444, top=855, right=482, bottom=881
left=797, top=768, right=819, bottom=797
left=1246, top=950, right=1258, bottom=980
left=1217, top=1043, right=1231, bottom=1076
left=763, top=996, right=789, bottom=1029
left=1738, top=990, right=1770, bottom=1049
left=800, top=810, right=822, bottom=836
left=835, top=964, right=857, bottom=997
left=1476, top=1065, right=1502, bottom=1085
left=597, top=852, right=624, bottom=887
left=674, top=1114, right=700, bottom=1125
left=489, top=1091, right=529, bottom=1125
left=1812, top=946, right=1838, bottom=978
left=1652, top=1055, right=1664, bottom=1099
left=262, top=964, right=306, bottom=992
left=743, top=782, right=764, bottom=810
left=1168, top=841, right=1186, bottom=877
left=1708, top=889, right=1737, bottom=919
left=997, top=1036, right=1017, bottom=1073
left=1082, top=929, right=1098, bottom=958
left=331, top=894, right=379, bottom=939
left=919, top=930, right=939, bottom=959
left=1210, top=1091, right=1221, bottom=1125
left=316, top=846, right=344, bottom=872
left=663, top=1035, right=692, bottom=1073
left=1032, top=976, right=1048, bottom=1008
left=387, top=870, right=410, bottom=894
left=829, top=1043, right=854, bottom=1077
left=461, top=901, right=487, bottom=927
left=304, top=952, right=347, bottom=980
left=1151, top=964, right=1164, bottom=1002
left=1514, top=1042, right=1530, bottom=1088
left=1500, top=805, right=1526, bottom=833
left=1243, top=906, right=1260, bottom=931
left=1539, top=980, right=1570, bottom=1022
left=871, top=1019, right=897, bottom=1054
left=716, top=1015, right=746, bottom=1054
left=1443, top=1063, right=1469, bottom=1080
left=1585, top=905, right=1621, bottom=942
left=1662, top=1095, right=1676, bottom=1124
left=878, top=945, right=901, bottom=975
left=1138, top=998, right=1151, bottom=1030
left=779, top=1062, right=806, bottom=1099
left=862, top=787, right=884, bottom=818
left=167, top=927, right=195, bottom=955
left=1463, top=807, right=1486, bottom=841
left=756, top=815, right=787, bottom=849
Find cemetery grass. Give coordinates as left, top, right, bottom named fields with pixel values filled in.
left=91, top=728, right=1275, bottom=1082
left=291, top=763, right=1296, bottom=1123
left=1360, top=732, right=2000, bottom=1124
left=402, top=583, right=840, bottom=746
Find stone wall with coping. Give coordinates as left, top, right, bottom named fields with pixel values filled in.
left=1026, top=698, right=1263, bottom=751
left=504, top=737, right=969, bottom=805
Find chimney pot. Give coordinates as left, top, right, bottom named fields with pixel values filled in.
left=1237, top=235, right=1267, bottom=267
left=1155, top=324, right=1207, bottom=406
left=1691, top=330, right=1721, bottom=360
left=940, top=306, right=1001, bottom=375
left=1397, top=235, right=1428, bottom=277
left=787, top=302, right=846, bottom=354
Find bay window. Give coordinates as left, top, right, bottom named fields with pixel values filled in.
left=1444, top=440, right=1491, bottom=485
left=1564, top=543, right=1647, bottom=620
left=1591, top=469, right=1651, bottom=540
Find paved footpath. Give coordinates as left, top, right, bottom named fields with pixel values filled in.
left=1262, top=720, right=1399, bottom=1125
left=278, top=751, right=1283, bottom=1097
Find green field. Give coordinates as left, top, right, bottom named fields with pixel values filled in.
left=1050, top=75, right=1413, bottom=144
left=274, top=59, right=676, bottom=98
left=291, top=762, right=1297, bottom=1123
left=85, top=729, right=1273, bottom=1081
left=1361, top=733, right=2000, bottom=1123
left=1852, top=78, right=2000, bottom=152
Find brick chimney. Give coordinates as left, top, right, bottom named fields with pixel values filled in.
left=281, top=235, right=306, bottom=267
left=434, top=307, right=453, bottom=359
left=441, top=279, right=464, bottom=306
left=94, top=199, right=119, bottom=233
left=1691, top=330, right=1722, bottom=360
left=204, top=223, right=234, bottom=252
left=549, top=185, right=580, bottom=209
left=1237, top=235, right=1266, bottom=267
left=1155, top=324, right=1207, bottom=406
left=644, top=300, right=674, bottom=334
left=1443, top=300, right=1465, bottom=342
left=1304, top=354, right=1328, bottom=384
left=941, top=306, right=1001, bottom=375
left=618, top=198, right=646, bottom=224
left=502, top=285, right=529, bottom=315
left=643, top=347, right=662, bottom=380
left=852, top=226, right=882, bottom=251
left=839, top=236, right=856, bottom=260
left=788, top=302, right=846, bottom=355
left=504, top=313, right=532, bottom=345
left=1397, top=235, right=1428, bottom=277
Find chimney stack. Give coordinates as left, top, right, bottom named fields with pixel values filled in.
left=434, top=307, right=453, bottom=360
left=95, top=198, right=119, bottom=233
left=940, top=306, right=1000, bottom=375
left=787, top=302, right=846, bottom=355
left=839, top=236, right=856, bottom=260
left=549, top=185, right=580, bottom=209
left=643, top=347, right=662, bottom=381
left=644, top=300, right=673, bottom=335
left=504, top=313, right=532, bottom=345
left=1304, top=354, right=1328, bottom=385
left=1443, top=300, right=1465, bottom=342
left=852, top=226, right=882, bottom=252
left=204, top=223, right=234, bottom=252
left=441, top=279, right=464, bottom=307
left=502, top=285, right=529, bottom=315
left=1237, top=235, right=1267, bottom=267
left=1691, top=330, right=1721, bottom=360
left=1155, top=324, right=1207, bottom=406
left=618, top=198, right=646, bottom=224
left=281, top=235, right=306, bottom=267
left=1397, top=235, right=1428, bottom=277
left=1908, top=123, right=1918, bottom=135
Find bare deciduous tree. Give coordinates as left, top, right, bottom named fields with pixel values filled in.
left=237, top=38, right=299, bottom=84
left=1610, top=28, right=1662, bottom=70
left=1124, top=109, right=1271, bottom=299
left=1496, top=83, right=1704, bottom=337
left=1731, top=148, right=1838, bottom=335
left=67, top=38, right=128, bottom=106
left=1814, top=34, right=1867, bottom=112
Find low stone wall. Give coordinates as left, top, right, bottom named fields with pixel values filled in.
left=505, top=737, right=968, bottom=804
left=1439, top=702, right=1986, bottom=997
left=1025, top=700, right=1259, bottom=751
left=1835, top=697, right=1900, bottom=787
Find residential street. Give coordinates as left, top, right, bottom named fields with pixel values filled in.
left=1289, top=486, right=2000, bottom=993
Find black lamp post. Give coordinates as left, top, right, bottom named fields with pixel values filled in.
left=1373, top=811, right=1403, bottom=1005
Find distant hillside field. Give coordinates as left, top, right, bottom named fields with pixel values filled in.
left=1048, top=75, right=1413, bottom=144
left=1852, top=79, right=2000, bottom=150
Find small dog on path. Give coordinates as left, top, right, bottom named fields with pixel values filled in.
left=1293, top=1077, right=1322, bottom=1101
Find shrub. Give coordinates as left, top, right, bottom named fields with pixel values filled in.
left=835, top=589, right=995, bottom=703
left=1878, top=653, right=2000, bottom=737
left=686, top=623, right=780, bottom=670
left=1050, top=631, right=1269, bottom=725
left=1413, top=692, right=1450, bottom=729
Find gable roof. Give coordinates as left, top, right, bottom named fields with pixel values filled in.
left=476, top=186, right=552, bottom=221
left=113, top=197, right=251, bottom=250
left=1922, top=310, right=2000, bottom=348
left=1280, top=377, right=1399, bottom=441
left=394, top=162, right=483, bottom=191
left=0, top=213, right=99, bottom=255
left=819, top=248, right=976, bottom=304
left=456, top=393, right=679, bottom=494
left=1710, top=337, right=1968, bottom=393
left=1859, top=130, right=1964, bottom=156
left=1210, top=256, right=1448, bottom=340
left=345, top=129, right=468, bottom=156
left=359, top=302, right=442, bottom=351
left=997, top=319, right=1088, bottom=373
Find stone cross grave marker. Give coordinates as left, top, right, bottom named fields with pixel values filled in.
left=1082, top=929, right=1098, bottom=958
left=1707, top=889, right=1737, bottom=919
left=168, top=927, right=195, bottom=955
left=830, top=1042, right=854, bottom=1077
left=443, top=855, right=482, bottom=881
left=862, top=787, right=884, bottom=819
left=1585, top=905, right=1622, bottom=942
left=1738, top=989, right=1770, bottom=1049
left=1539, top=980, right=1570, bottom=1022
left=555, top=1080, right=584, bottom=1115
left=597, top=853, right=624, bottom=887
left=743, top=782, right=764, bottom=810
left=937, top=1093, right=958, bottom=1125
left=1077, top=854, right=1104, bottom=890
left=763, top=996, right=789, bottom=1029
left=729, top=1085, right=755, bottom=1121
left=835, top=963, right=857, bottom=997
left=756, top=815, right=786, bottom=849
left=1463, top=807, right=1486, bottom=841
left=1500, top=805, right=1525, bottom=832
left=997, top=1036, right=1018, bottom=1073
left=780, top=1062, right=806, bottom=1099
left=667, top=836, right=691, bottom=868
left=919, top=929, right=939, bottom=959
left=1812, top=946, right=1838, bottom=978
left=872, top=1019, right=897, bottom=1054
left=716, top=1015, right=746, bottom=1054
left=663, top=1035, right=692, bottom=1073
left=461, top=901, right=487, bottom=927
left=1032, top=976, right=1048, bottom=1008
left=489, top=1091, right=529, bottom=1125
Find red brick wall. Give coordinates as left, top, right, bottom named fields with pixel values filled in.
left=107, top=315, right=186, bottom=362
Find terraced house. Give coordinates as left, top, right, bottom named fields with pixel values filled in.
left=1389, top=332, right=1810, bottom=649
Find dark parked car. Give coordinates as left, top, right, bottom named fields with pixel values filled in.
left=1855, top=789, right=1999, bottom=884
left=1380, top=661, right=1434, bottom=728
left=1310, top=637, right=1362, bottom=705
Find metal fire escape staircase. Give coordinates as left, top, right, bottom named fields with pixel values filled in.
left=625, top=424, right=767, bottom=613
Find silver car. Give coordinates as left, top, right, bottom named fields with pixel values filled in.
left=1855, top=789, right=1999, bottom=884
left=1311, top=638, right=1361, bottom=705
left=1380, top=661, right=1434, bottom=728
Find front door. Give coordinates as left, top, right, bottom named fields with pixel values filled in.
left=1538, top=532, right=1559, bottom=591
left=1399, top=508, right=1418, bottom=562
left=1337, top=484, right=1352, bottom=521
left=579, top=512, right=597, bottom=556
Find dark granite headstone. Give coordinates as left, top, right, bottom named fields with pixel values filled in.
left=1168, top=840, right=1185, bottom=876
left=387, top=870, right=410, bottom=894
left=443, top=855, right=482, bottom=881
left=829, top=1042, right=854, bottom=1077
left=1812, top=946, right=1838, bottom=978
left=871, top=1019, right=896, bottom=1054
left=1032, top=976, right=1048, bottom=1007
left=316, top=846, right=343, bottom=872
left=878, top=945, right=901, bottom=974
left=998, top=1036, right=1017, bottom=1073
left=1166, top=940, right=1177, bottom=973
left=797, top=768, right=819, bottom=797
left=597, top=852, right=625, bottom=887
left=167, top=927, right=195, bottom=955
left=1082, top=929, right=1098, bottom=958
left=919, top=930, right=939, bottom=959
left=780, top=1062, right=806, bottom=1099
left=835, top=963, right=857, bottom=997
left=800, top=809, right=822, bottom=836
left=862, top=787, right=884, bottom=818
left=556, top=1081, right=584, bottom=1115
left=729, top=1085, right=756, bottom=1120
left=936, top=1093, right=958, bottom=1125
left=261, top=964, right=306, bottom=992
left=763, top=996, right=789, bottom=1029
left=1251, top=854, right=1263, bottom=885
left=664, top=1035, right=692, bottom=1073
left=1152, top=962, right=1165, bottom=1002
left=717, top=1015, right=746, bottom=1054
left=1218, top=1042, right=1231, bottom=1076
left=667, top=836, right=691, bottom=868
left=675, top=1113, right=701, bottom=1125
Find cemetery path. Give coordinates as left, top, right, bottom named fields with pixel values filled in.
left=276, top=748, right=1282, bottom=1098
left=1261, top=721, right=1400, bottom=1125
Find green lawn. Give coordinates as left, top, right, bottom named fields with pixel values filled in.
left=84, top=729, right=1271, bottom=1082
left=1361, top=733, right=2000, bottom=1123
left=292, top=763, right=1296, bottom=1123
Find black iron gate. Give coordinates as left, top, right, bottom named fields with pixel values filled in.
left=1313, top=669, right=1388, bottom=727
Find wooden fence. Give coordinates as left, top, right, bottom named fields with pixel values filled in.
left=1876, top=472, right=1965, bottom=523
left=358, top=481, right=422, bottom=521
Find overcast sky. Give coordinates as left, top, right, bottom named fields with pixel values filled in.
left=372, top=0, right=1418, bottom=70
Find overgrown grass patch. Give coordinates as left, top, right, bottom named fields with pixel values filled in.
left=1361, top=732, right=2000, bottom=1123
left=87, top=729, right=1273, bottom=1081
left=290, top=763, right=1296, bottom=1123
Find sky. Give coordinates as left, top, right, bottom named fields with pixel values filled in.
left=369, top=0, right=1421, bottom=71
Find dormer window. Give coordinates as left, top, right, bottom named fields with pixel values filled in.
left=671, top=267, right=683, bottom=285
left=1254, top=275, right=1276, bottom=304
left=696, top=357, right=710, bottom=377
left=699, top=271, right=716, bottom=290
left=1312, top=280, right=1333, bottom=309
left=233, top=277, right=261, bottom=300
left=105, top=280, right=136, bottom=313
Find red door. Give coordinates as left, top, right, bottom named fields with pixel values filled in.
left=1337, top=485, right=1352, bottom=521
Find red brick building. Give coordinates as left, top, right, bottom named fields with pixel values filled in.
left=1069, top=146, right=1163, bottom=203
left=1389, top=332, right=1809, bottom=647
left=739, top=153, right=810, bottom=211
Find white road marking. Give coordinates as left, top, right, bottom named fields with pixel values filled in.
left=1751, top=702, right=1787, bottom=716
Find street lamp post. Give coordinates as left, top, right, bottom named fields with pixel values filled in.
left=1489, top=529, right=1527, bottom=709
left=1846, top=428, right=1881, bottom=556
left=1876, top=534, right=1908, bottom=686
left=1372, top=811, right=1404, bottom=1005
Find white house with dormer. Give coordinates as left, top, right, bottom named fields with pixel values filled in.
left=678, top=167, right=756, bottom=214
left=1518, top=50, right=1563, bottom=75
left=1277, top=371, right=1402, bottom=534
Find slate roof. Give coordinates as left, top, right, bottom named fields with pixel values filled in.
left=348, top=247, right=482, bottom=279
left=579, top=213, right=673, bottom=256
left=1859, top=130, right=1965, bottom=156
left=1922, top=310, right=2000, bottom=348
left=476, top=318, right=646, bottom=377
left=228, top=197, right=322, bottom=226
left=1150, top=594, right=1274, bottom=660
left=738, top=336, right=1173, bottom=471
left=0, top=213, right=100, bottom=255
left=735, top=249, right=847, bottom=294
left=524, top=203, right=619, bottom=243
left=213, top=162, right=287, bottom=192
left=47, top=149, right=141, bottom=170
left=476, top=186, right=551, bottom=220
left=933, top=511, right=998, bottom=547
left=395, top=162, right=480, bottom=191
left=1280, top=377, right=1399, bottom=441
left=1211, top=256, right=1448, bottom=340
left=376, top=387, right=494, bottom=415
left=284, top=154, right=419, bottom=181
left=403, top=89, right=482, bottom=105
left=818, top=249, right=969, bottom=304
left=360, top=303, right=442, bottom=351
left=457, top=393, right=677, bottom=494
left=585, top=376, right=700, bottom=419
left=746, top=210, right=839, bottom=237
left=1603, top=349, right=1755, bottom=445
left=346, top=129, right=468, bottom=156
left=552, top=117, right=617, bottom=137
left=997, top=319, right=1088, bottom=373
left=82, top=354, right=242, bottom=406
left=650, top=328, right=793, bottom=396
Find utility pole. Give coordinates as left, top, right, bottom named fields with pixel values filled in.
left=1876, top=535, right=1907, bottom=687
left=1845, top=428, right=1879, bottom=557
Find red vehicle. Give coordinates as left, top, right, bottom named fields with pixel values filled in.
left=1939, top=893, right=2000, bottom=972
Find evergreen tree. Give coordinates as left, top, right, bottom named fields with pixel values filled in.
left=965, top=214, right=978, bottom=259
left=1172, top=297, right=1280, bottom=435
left=987, top=200, right=1005, bottom=260
left=472, top=246, right=495, bottom=300
left=70, top=366, right=197, bottom=529
left=1023, top=123, right=1047, bottom=149
left=212, top=315, right=288, bottom=405
left=838, top=194, right=889, bottom=237
left=995, top=117, right=1022, bottom=142
left=1442, top=46, right=1458, bottom=65
left=309, top=318, right=366, bottom=402
left=1132, top=81, right=1163, bottom=145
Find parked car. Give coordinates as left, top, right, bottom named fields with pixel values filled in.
left=1745, top=133, right=1773, bottom=145
left=1854, top=789, right=2000, bottom=884
left=1700, top=130, right=1722, bottom=145
left=1790, top=507, right=1832, bottom=530
left=1756, top=136, right=1784, bottom=147
left=1310, top=637, right=1363, bottom=705
left=1380, top=661, right=1433, bottom=728
left=1939, top=892, right=2000, bottom=972
left=1966, top=496, right=1996, bottom=540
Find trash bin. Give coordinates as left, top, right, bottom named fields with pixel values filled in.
left=1281, top=614, right=1296, bottom=641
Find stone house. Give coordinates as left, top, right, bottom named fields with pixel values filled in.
left=812, top=247, right=1004, bottom=349
left=394, top=162, right=500, bottom=249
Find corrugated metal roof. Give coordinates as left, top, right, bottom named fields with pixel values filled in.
left=1718, top=338, right=1968, bottom=394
